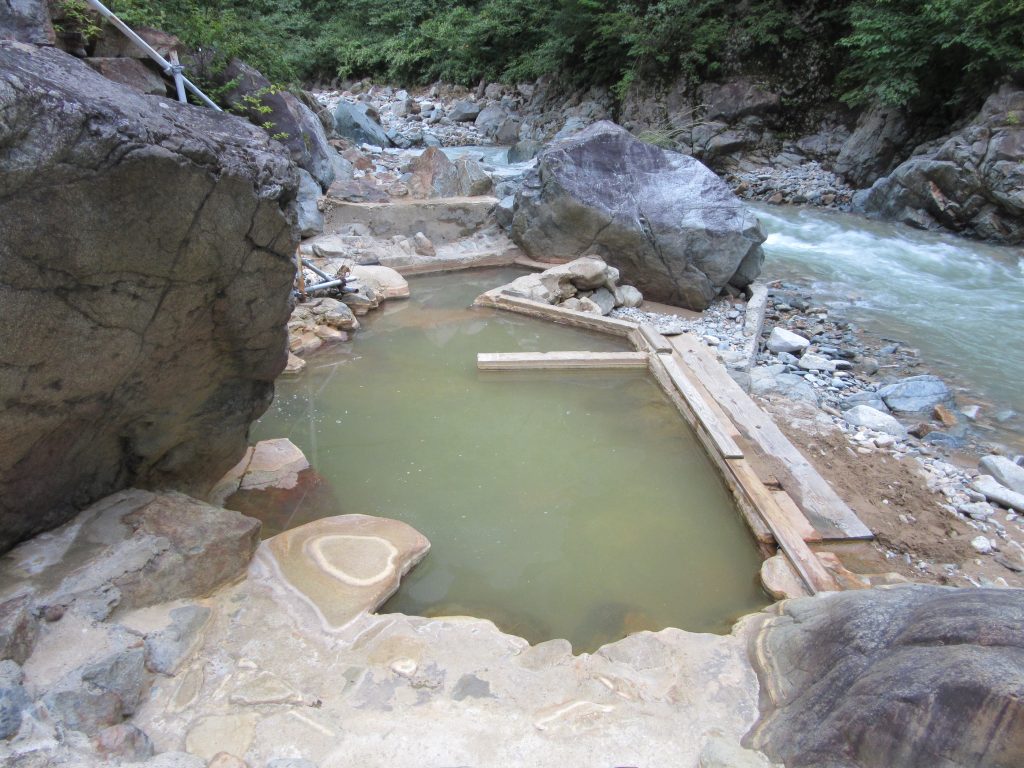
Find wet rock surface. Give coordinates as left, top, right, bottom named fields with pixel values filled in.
left=856, top=84, right=1024, bottom=244
left=749, top=585, right=1024, bottom=768
left=131, top=539, right=767, bottom=768
left=0, top=489, right=259, bottom=619
left=511, top=121, right=765, bottom=310
left=0, top=42, right=297, bottom=552
left=263, top=515, right=430, bottom=630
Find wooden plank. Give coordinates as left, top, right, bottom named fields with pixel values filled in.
left=639, top=323, right=673, bottom=353
left=478, top=351, right=650, bottom=371
left=770, top=489, right=821, bottom=543
left=668, top=333, right=874, bottom=541
left=657, top=353, right=744, bottom=459
left=727, top=458, right=839, bottom=593
left=512, top=255, right=571, bottom=271
left=474, top=290, right=638, bottom=338
left=643, top=352, right=774, bottom=548
left=389, top=251, right=513, bottom=275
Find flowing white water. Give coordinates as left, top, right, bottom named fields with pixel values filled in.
left=753, top=203, right=1024, bottom=437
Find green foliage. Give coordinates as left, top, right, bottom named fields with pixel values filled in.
left=839, top=0, right=1024, bottom=108
left=107, top=0, right=1024, bottom=118
left=54, top=0, right=104, bottom=43
left=227, top=84, right=292, bottom=140
left=112, top=0, right=316, bottom=83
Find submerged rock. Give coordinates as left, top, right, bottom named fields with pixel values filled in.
left=262, top=514, right=430, bottom=630
left=0, top=42, right=297, bottom=552
left=512, top=121, right=765, bottom=310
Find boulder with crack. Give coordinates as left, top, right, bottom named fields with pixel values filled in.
left=0, top=42, right=297, bottom=552
left=512, top=121, right=765, bottom=310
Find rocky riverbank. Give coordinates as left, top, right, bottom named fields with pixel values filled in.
left=311, top=71, right=1024, bottom=245
left=620, top=276, right=1024, bottom=588
left=3, top=476, right=1022, bottom=767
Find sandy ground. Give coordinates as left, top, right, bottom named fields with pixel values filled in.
left=762, top=398, right=1024, bottom=589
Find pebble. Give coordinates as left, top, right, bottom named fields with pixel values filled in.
left=971, top=536, right=995, bottom=554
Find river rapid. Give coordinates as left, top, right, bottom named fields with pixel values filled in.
left=753, top=204, right=1024, bottom=445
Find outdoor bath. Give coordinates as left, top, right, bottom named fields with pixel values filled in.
left=246, top=267, right=768, bottom=652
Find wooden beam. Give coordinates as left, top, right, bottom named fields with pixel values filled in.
left=474, top=290, right=638, bottom=337
left=639, top=323, right=673, bottom=353
left=727, top=458, right=840, bottom=593
left=657, top=353, right=744, bottom=459
left=643, top=351, right=775, bottom=549
left=477, top=351, right=650, bottom=370
left=668, top=333, right=874, bottom=541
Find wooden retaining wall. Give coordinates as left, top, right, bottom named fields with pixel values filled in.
left=474, top=287, right=876, bottom=596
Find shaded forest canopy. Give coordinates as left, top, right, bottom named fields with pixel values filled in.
left=108, top=0, right=1024, bottom=113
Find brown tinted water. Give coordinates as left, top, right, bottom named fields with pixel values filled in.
left=251, top=267, right=767, bottom=651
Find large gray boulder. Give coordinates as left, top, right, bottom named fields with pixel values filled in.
left=405, top=147, right=493, bottom=198
left=511, top=121, right=765, bottom=310
left=334, top=100, right=392, bottom=147
left=749, top=586, right=1024, bottom=768
left=474, top=103, right=509, bottom=138
left=448, top=99, right=481, bottom=122
left=854, top=84, right=1024, bottom=243
left=0, top=42, right=297, bottom=552
left=218, top=59, right=339, bottom=190
left=295, top=168, right=324, bottom=237
left=0, top=489, right=261, bottom=618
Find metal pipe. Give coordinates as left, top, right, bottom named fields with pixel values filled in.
left=303, top=279, right=345, bottom=294
left=82, top=0, right=222, bottom=111
left=168, top=51, right=186, bottom=105
left=300, top=259, right=333, bottom=282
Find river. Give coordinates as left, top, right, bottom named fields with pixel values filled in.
left=752, top=203, right=1024, bottom=446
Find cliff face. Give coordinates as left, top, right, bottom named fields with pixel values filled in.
left=0, top=41, right=299, bottom=552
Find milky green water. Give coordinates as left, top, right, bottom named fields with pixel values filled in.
left=252, top=267, right=766, bottom=651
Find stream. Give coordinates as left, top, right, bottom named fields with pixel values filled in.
left=753, top=204, right=1024, bottom=445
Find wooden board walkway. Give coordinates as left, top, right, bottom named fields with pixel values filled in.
left=657, top=353, right=744, bottom=459
left=667, top=332, right=873, bottom=541
left=478, top=351, right=650, bottom=370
